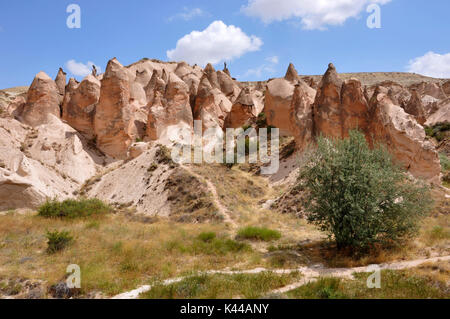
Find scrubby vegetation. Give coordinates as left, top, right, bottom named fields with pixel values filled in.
left=155, top=144, right=176, bottom=166
left=425, top=123, right=450, bottom=142
left=298, top=130, right=432, bottom=251
left=197, top=232, right=216, bottom=242
left=288, top=266, right=449, bottom=299
left=439, top=153, right=450, bottom=186
left=38, top=198, right=113, bottom=219
left=141, top=272, right=300, bottom=299
left=45, top=230, right=73, bottom=253
left=166, top=233, right=249, bottom=255
left=440, top=153, right=450, bottom=172
left=0, top=213, right=263, bottom=296
left=237, top=226, right=281, bottom=242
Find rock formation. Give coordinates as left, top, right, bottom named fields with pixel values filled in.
left=313, top=63, right=343, bottom=138
left=147, top=73, right=193, bottom=142
left=289, top=84, right=314, bottom=151
left=370, top=92, right=441, bottom=183
left=0, top=116, right=98, bottom=210
left=264, top=78, right=295, bottom=136
left=285, top=63, right=300, bottom=83
left=340, top=78, right=370, bottom=137
left=21, top=72, right=61, bottom=127
left=55, top=68, right=67, bottom=98
left=409, top=82, right=447, bottom=100
left=1, top=58, right=447, bottom=213
left=217, top=70, right=240, bottom=102
left=204, top=63, right=220, bottom=90
left=443, top=80, right=450, bottom=96
left=226, top=87, right=264, bottom=128
left=62, top=75, right=100, bottom=139
left=425, top=99, right=450, bottom=127
left=94, top=58, right=136, bottom=158
left=403, top=89, right=426, bottom=125
left=193, top=74, right=231, bottom=131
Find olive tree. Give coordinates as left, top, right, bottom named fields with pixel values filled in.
left=298, top=130, right=431, bottom=250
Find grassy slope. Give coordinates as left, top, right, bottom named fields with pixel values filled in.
left=0, top=163, right=448, bottom=298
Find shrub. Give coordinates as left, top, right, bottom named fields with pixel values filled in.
left=298, top=130, right=431, bottom=251
left=46, top=230, right=73, bottom=253
left=147, top=163, right=158, bottom=172
left=425, top=123, right=450, bottom=142
left=256, top=112, right=267, bottom=128
left=38, top=198, right=113, bottom=219
left=155, top=145, right=174, bottom=165
left=197, top=232, right=216, bottom=242
left=439, top=153, right=450, bottom=172
left=236, top=226, right=281, bottom=242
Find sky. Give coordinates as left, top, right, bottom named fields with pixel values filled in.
left=0, top=0, right=449, bottom=89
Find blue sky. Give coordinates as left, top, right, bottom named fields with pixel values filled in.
left=0, top=0, right=449, bottom=89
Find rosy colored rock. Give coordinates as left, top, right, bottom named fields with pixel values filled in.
left=266, top=76, right=315, bottom=136
left=425, top=99, right=450, bottom=127
left=403, top=89, right=426, bottom=125
left=313, top=63, right=343, bottom=138
left=147, top=73, right=193, bottom=142
left=443, top=80, right=450, bottom=96
left=378, top=81, right=411, bottom=107
left=409, top=82, right=447, bottom=100
left=226, top=87, right=264, bottom=128
left=290, top=84, right=314, bottom=151
left=341, top=78, right=370, bottom=136
left=370, top=92, right=441, bottom=184
left=204, top=63, right=221, bottom=90
left=21, top=71, right=61, bottom=127
left=175, top=61, right=201, bottom=104
left=62, top=74, right=100, bottom=139
left=94, top=58, right=137, bottom=158
left=145, top=70, right=166, bottom=107
left=55, top=68, right=67, bottom=98
left=284, top=63, right=300, bottom=83
left=217, top=70, right=240, bottom=102
left=193, top=75, right=232, bottom=131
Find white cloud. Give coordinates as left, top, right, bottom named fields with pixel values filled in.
left=65, top=60, right=101, bottom=77
left=241, top=0, right=391, bottom=30
left=243, top=55, right=279, bottom=78
left=407, top=52, right=450, bottom=78
left=244, top=65, right=275, bottom=78
left=167, top=20, right=263, bottom=66
left=167, top=7, right=207, bottom=22
left=265, top=56, right=279, bottom=64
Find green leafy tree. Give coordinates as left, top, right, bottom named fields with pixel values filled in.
left=298, top=130, right=431, bottom=250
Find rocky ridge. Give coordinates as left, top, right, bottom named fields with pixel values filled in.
left=0, top=57, right=449, bottom=214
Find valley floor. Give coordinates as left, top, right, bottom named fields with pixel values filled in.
left=0, top=163, right=449, bottom=299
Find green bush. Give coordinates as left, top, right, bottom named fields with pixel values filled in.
left=439, top=153, right=450, bottom=172
left=38, top=198, right=113, bottom=219
left=236, top=226, right=281, bottom=242
left=197, top=232, right=216, bottom=242
left=425, top=123, right=450, bottom=142
left=46, top=230, right=73, bottom=253
left=298, top=130, right=431, bottom=251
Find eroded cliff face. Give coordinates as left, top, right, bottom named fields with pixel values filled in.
left=94, top=58, right=137, bottom=159
left=0, top=57, right=447, bottom=211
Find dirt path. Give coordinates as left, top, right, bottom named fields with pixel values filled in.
left=112, top=255, right=450, bottom=299
left=181, top=164, right=237, bottom=228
